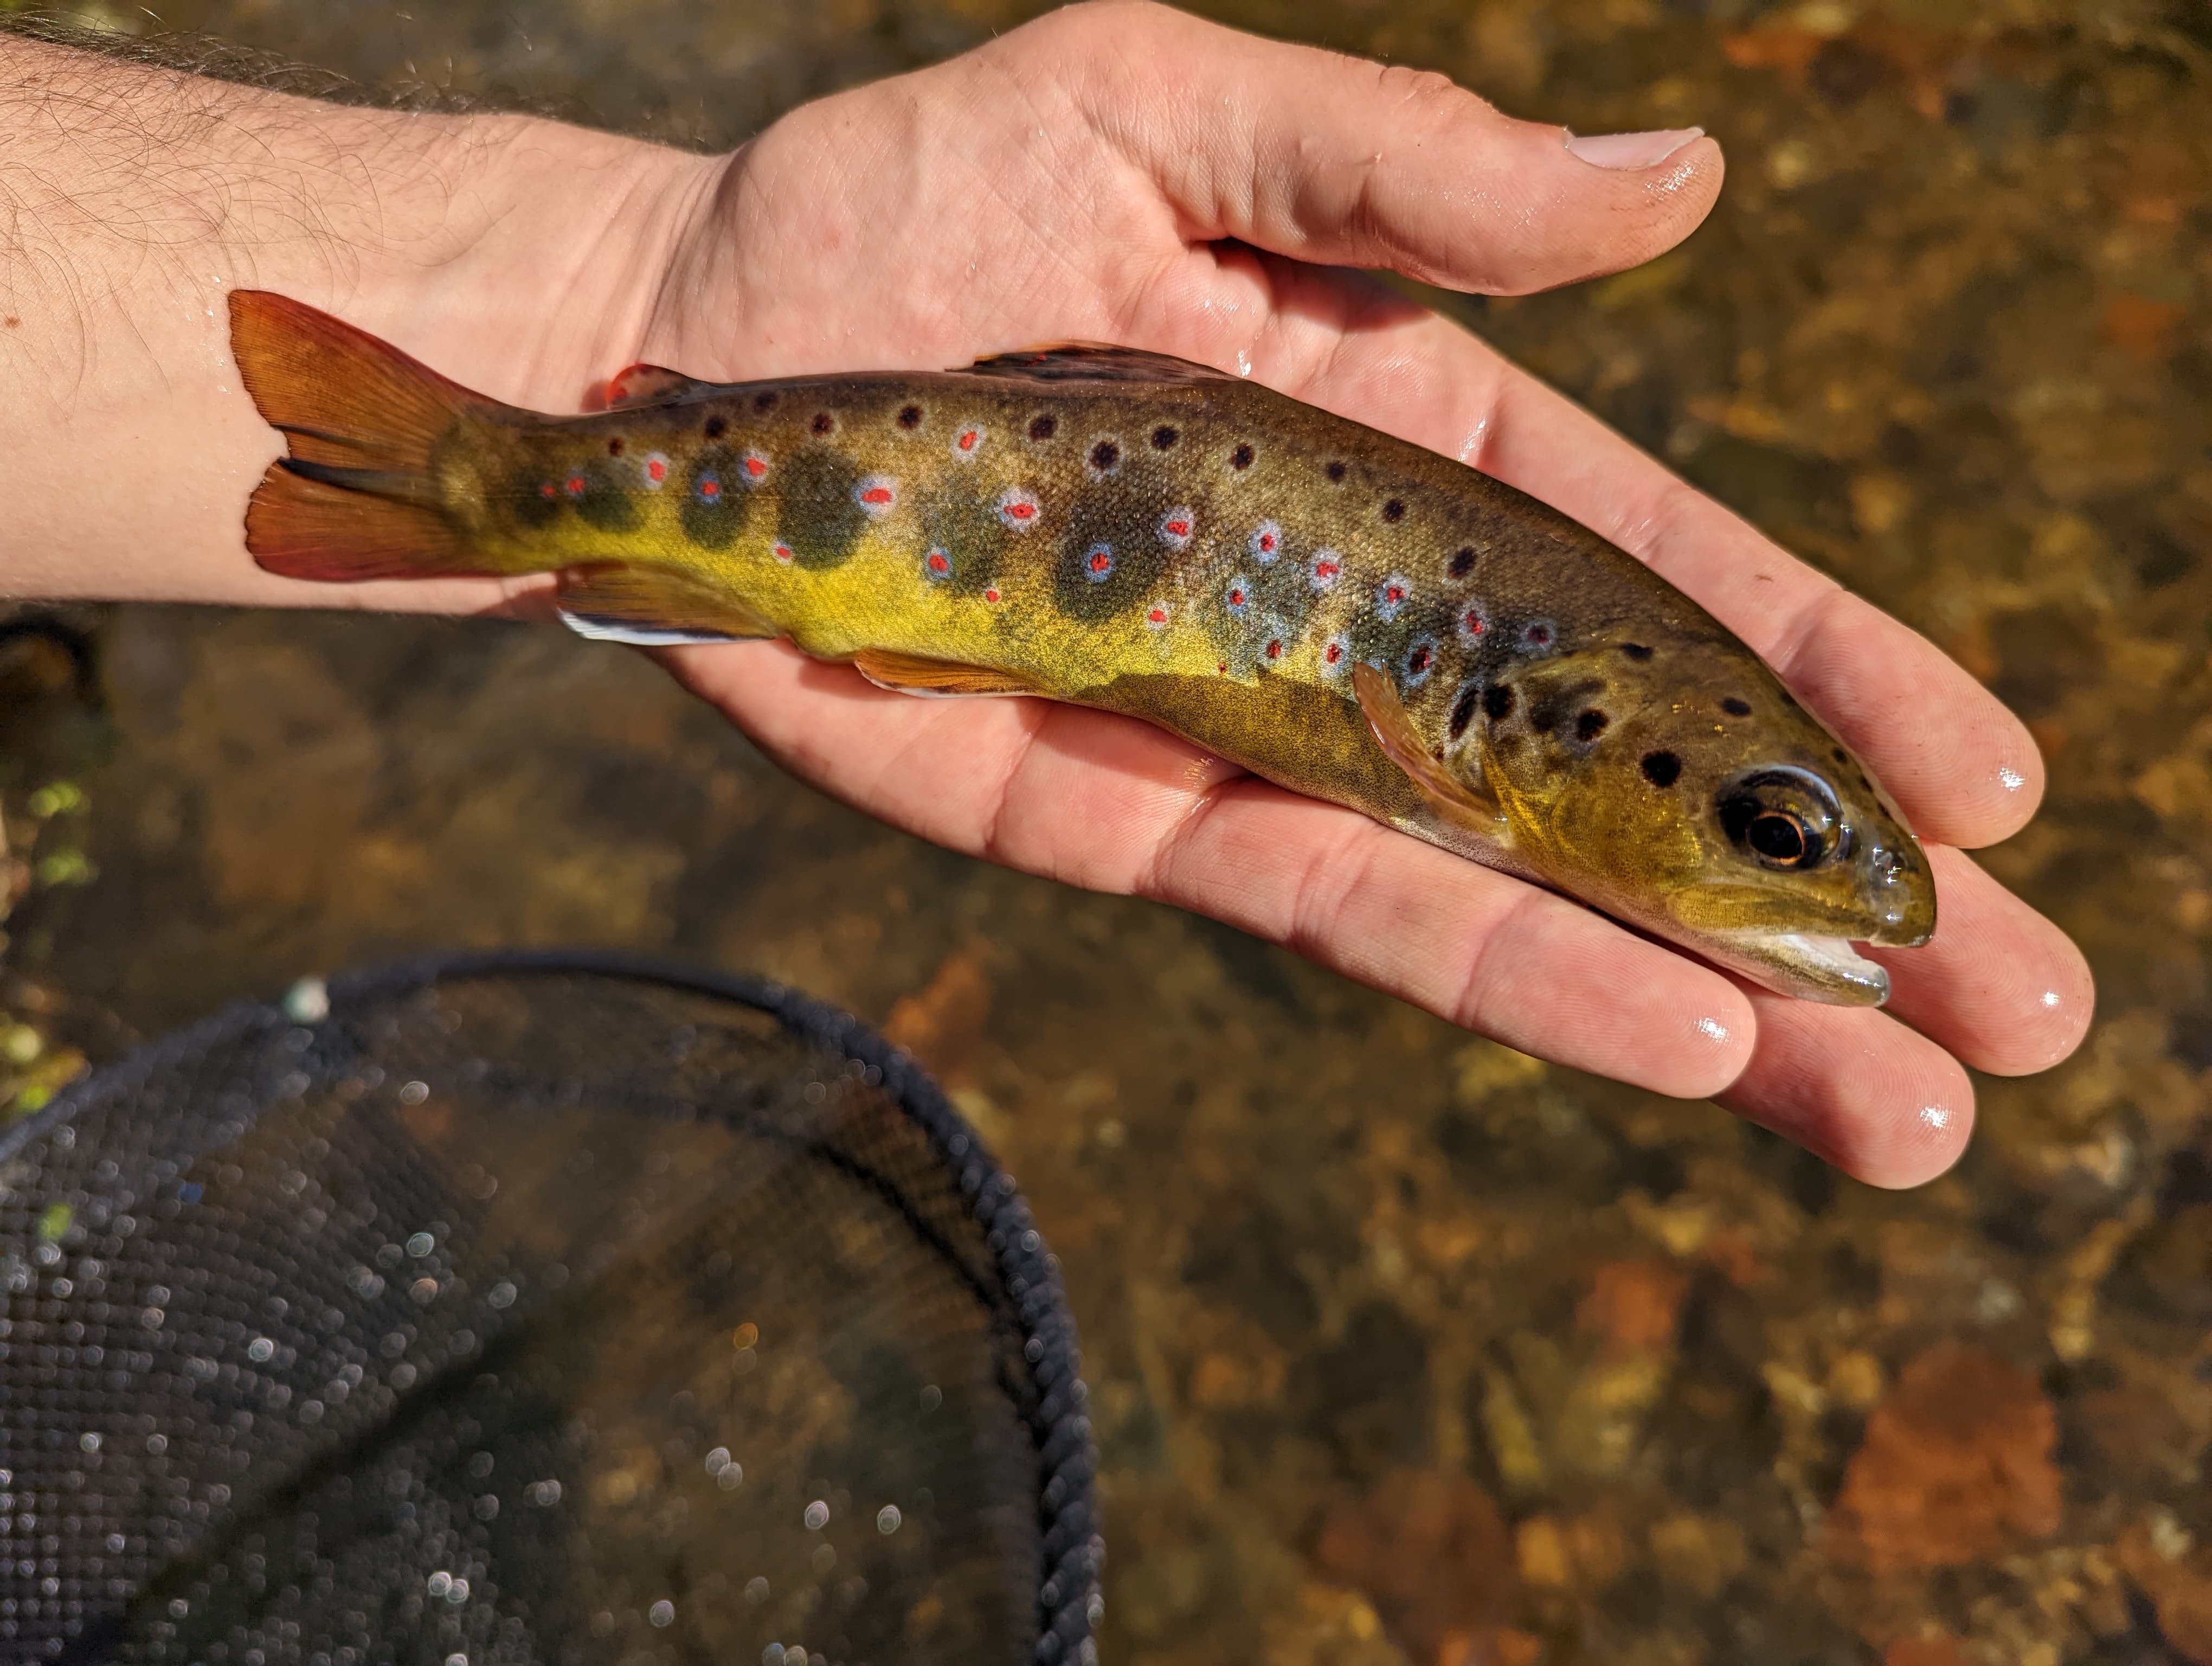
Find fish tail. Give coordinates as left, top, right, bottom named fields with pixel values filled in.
left=228, top=290, right=514, bottom=581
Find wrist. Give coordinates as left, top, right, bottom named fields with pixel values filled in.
left=0, top=33, right=716, bottom=606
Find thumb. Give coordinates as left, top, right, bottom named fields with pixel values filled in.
left=1041, top=0, right=1722, bottom=296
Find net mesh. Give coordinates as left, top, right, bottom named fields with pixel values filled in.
left=0, top=951, right=1099, bottom=1666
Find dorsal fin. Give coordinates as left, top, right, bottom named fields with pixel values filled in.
left=962, top=343, right=1237, bottom=387
left=603, top=363, right=721, bottom=408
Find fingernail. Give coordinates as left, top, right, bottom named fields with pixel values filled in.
left=1564, top=127, right=1705, bottom=170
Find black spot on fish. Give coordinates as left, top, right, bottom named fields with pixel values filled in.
left=775, top=446, right=864, bottom=569
left=1029, top=414, right=1058, bottom=442
left=1090, top=439, right=1121, bottom=473
left=1449, top=547, right=1476, bottom=579
left=606, top=436, right=625, bottom=457
left=704, top=415, right=728, bottom=440
left=1053, top=503, right=1165, bottom=623
left=1621, top=643, right=1654, bottom=661
left=1577, top=709, right=1610, bottom=743
left=1448, top=681, right=1483, bottom=740
left=1231, top=443, right=1255, bottom=470
left=1522, top=622, right=1554, bottom=650
left=511, top=467, right=562, bottom=529
left=811, top=412, right=835, bottom=436
left=1641, top=750, right=1683, bottom=788
left=1832, top=748, right=1849, bottom=764
left=681, top=447, right=747, bottom=549
left=1722, top=697, right=1752, bottom=716
left=571, top=460, right=639, bottom=534
left=1382, top=499, right=1405, bottom=523
left=1325, top=460, right=1348, bottom=483
left=1483, top=684, right=1515, bottom=722
left=754, top=392, right=778, bottom=413
left=1152, top=425, right=1179, bottom=450
left=918, top=497, right=1008, bottom=600
left=897, top=404, right=923, bottom=430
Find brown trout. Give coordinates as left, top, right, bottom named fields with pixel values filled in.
left=228, top=290, right=1934, bottom=1004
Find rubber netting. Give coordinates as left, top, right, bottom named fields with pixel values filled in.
left=0, top=951, right=1099, bottom=1666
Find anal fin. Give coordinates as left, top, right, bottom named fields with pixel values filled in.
left=1351, top=663, right=1504, bottom=837
left=852, top=648, right=1038, bottom=699
left=556, top=563, right=777, bottom=647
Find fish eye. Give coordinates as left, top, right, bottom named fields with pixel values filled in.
left=1718, top=767, right=1848, bottom=872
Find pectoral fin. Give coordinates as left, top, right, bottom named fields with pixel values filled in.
left=1351, top=662, right=1504, bottom=836
left=851, top=648, right=1039, bottom=699
left=556, top=563, right=778, bottom=646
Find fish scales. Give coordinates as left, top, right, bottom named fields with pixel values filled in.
left=229, top=292, right=1937, bottom=1004
left=451, top=367, right=1719, bottom=815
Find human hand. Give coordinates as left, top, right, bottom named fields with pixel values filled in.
left=633, top=1, right=2090, bottom=1185
left=0, top=5, right=2089, bottom=1186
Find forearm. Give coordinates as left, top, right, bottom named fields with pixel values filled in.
left=0, top=31, right=712, bottom=608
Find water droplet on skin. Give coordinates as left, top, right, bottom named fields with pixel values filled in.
left=1694, top=1016, right=1730, bottom=1044
left=1997, top=766, right=2026, bottom=791
left=2039, top=990, right=2060, bottom=1008
left=1918, top=1104, right=1952, bottom=1132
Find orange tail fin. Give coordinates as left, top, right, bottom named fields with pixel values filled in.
left=228, top=290, right=516, bottom=581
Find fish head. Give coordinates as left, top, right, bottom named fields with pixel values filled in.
left=1465, top=640, right=1934, bottom=1005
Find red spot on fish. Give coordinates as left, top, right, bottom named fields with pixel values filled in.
left=1159, top=508, right=1195, bottom=549
left=1310, top=552, right=1342, bottom=593
left=699, top=478, right=721, bottom=500
left=983, top=587, right=1002, bottom=603
left=538, top=481, right=557, bottom=499
left=1146, top=605, right=1169, bottom=629
left=1457, top=604, right=1489, bottom=644
left=1324, top=640, right=1343, bottom=664
left=1410, top=644, right=1432, bottom=674
left=1265, top=638, right=1283, bottom=660
left=743, top=452, right=768, bottom=479
left=1090, top=550, right=1112, bottom=573
left=926, top=550, right=950, bottom=573
left=954, top=426, right=983, bottom=458
left=997, top=487, right=1041, bottom=530
left=1387, top=584, right=1405, bottom=603
left=645, top=454, right=669, bottom=486
left=773, top=542, right=794, bottom=563
left=1228, top=586, right=1246, bottom=606
left=856, top=476, right=898, bottom=517
left=1217, top=662, right=1227, bottom=675
left=564, top=475, right=587, bottom=498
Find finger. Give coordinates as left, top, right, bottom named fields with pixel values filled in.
left=1469, top=360, right=2048, bottom=844
left=661, top=639, right=1755, bottom=1099
left=1128, top=777, right=1754, bottom=1099
left=1869, top=845, right=2094, bottom=1075
left=1034, top=0, right=1722, bottom=295
left=1203, top=284, right=2044, bottom=849
left=1718, top=997, right=1976, bottom=1189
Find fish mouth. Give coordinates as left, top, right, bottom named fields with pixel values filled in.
left=1699, top=931, right=1892, bottom=1007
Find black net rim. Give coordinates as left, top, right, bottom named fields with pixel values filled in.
left=2, top=947, right=1101, bottom=1666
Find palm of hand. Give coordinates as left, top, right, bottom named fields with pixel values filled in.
left=628, top=1, right=2089, bottom=1186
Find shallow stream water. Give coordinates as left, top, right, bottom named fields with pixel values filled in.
left=3, top=1, right=2209, bottom=1662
